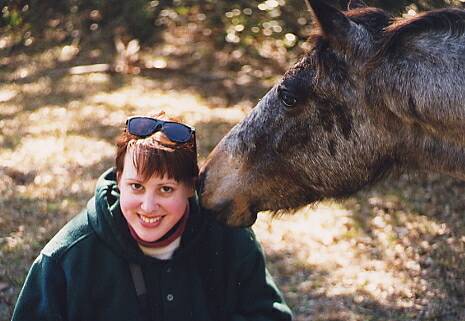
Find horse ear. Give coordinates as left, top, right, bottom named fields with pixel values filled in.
left=347, top=0, right=367, bottom=10
left=307, top=0, right=355, bottom=49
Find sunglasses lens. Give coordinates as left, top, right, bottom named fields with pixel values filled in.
left=163, top=122, right=192, bottom=142
left=127, top=117, right=193, bottom=142
left=128, top=117, right=158, bottom=137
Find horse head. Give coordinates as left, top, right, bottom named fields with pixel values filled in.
left=199, top=0, right=465, bottom=227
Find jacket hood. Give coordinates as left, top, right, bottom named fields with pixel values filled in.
left=87, top=168, right=207, bottom=263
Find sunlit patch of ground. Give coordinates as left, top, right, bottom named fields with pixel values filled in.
left=253, top=178, right=465, bottom=320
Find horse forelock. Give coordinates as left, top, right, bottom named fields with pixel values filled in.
left=345, top=7, right=392, bottom=37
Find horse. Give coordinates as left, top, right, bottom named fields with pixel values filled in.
left=198, top=0, right=465, bottom=227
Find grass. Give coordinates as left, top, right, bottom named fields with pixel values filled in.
left=1, top=36, right=465, bottom=321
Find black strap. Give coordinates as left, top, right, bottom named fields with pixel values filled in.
left=129, top=263, right=147, bottom=296
left=129, top=263, right=149, bottom=319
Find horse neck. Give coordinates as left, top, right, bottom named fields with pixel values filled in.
left=404, top=132, right=465, bottom=181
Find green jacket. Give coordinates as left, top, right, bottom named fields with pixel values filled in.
left=12, top=169, right=292, bottom=321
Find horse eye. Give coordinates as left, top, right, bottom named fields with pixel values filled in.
left=279, top=89, right=297, bottom=108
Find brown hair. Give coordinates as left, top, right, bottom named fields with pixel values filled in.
left=115, top=112, right=198, bottom=186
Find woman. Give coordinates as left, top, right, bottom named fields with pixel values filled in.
left=12, top=112, right=292, bottom=321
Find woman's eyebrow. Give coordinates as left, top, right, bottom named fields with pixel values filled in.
left=157, top=181, right=178, bottom=185
left=124, top=177, right=144, bottom=182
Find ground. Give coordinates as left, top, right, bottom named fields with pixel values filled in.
left=1, top=36, right=465, bottom=321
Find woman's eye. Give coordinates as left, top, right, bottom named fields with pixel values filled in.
left=160, top=186, right=173, bottom=193
left=130, top=183, right=143, bottom=191
left=279, top=88, right=297, bottom=108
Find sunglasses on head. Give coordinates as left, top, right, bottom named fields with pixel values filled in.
left=126, top=116, right=195, bottom=143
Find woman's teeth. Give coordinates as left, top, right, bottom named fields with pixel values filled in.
left=140, top=215, right=162, bottom=224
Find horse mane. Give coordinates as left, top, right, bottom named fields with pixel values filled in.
left=386, top=8, right=465, bottom=35
left=377, top=8, right=465, bottom=58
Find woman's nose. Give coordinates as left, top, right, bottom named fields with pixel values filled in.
left=140, top=194, right=160, bottom=213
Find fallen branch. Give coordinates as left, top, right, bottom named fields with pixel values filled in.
left=68, top=64, right=111, bottom=75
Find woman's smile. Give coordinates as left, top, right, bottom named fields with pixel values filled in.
left=138, top=214, right=164, bottom=227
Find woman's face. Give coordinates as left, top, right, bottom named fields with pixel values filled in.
left=118, top=148, right=193, bottom=242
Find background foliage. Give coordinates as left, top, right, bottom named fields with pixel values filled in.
left=2, top=0, right=465, bottom=62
